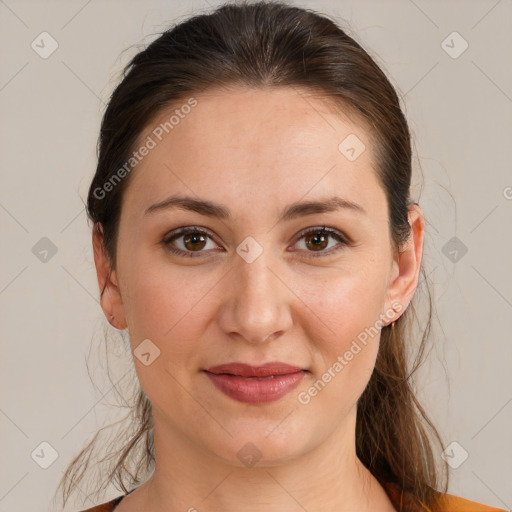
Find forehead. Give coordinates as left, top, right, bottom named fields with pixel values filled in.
left=121, top=86, right=384, bottom=223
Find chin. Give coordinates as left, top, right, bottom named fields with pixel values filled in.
left=204, top=420, right=315, bottom=469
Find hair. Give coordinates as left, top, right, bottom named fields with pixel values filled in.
left=56, top=1, right=449, bottom=510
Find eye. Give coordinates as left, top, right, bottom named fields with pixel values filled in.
left=162, top=226, right=220, bottom=258
left=161, top=225, right=349, bottom=258
left=291, top=225, right=349, bottom=258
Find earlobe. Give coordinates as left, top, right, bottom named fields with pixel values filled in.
left=92, top=224, right=127, bottom=330
left=384, top=204, right=425, bottom=323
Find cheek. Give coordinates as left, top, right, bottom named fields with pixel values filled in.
left=123, top=250, right=199, bottom=328
left=298, top=267, right=385, bottom=402
left=302, top=262, right=388, bottom=341
left=122, top=265, right=213, bottom=412
left=121, top=258, right=219, bottom=368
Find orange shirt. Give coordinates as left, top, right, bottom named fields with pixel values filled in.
left=79, top=480, right=508, bottom=511
left=383, top=481, right=507, bottom=511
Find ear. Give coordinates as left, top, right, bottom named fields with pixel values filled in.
left=92, top=224, right=127, bottom=330
left=383, top=203, right=425, bottom=325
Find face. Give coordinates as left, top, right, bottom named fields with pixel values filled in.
left=94, top=86, right=423, bottom=467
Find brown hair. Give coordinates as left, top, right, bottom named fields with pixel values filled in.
left=56, top=1, right=449, bottom=509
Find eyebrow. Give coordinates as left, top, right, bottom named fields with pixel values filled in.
left=144, top=194, right=366, bottom=222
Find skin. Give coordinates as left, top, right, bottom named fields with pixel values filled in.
left=93, top=86, right=424, bottom=512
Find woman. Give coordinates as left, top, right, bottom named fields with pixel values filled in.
left=56, top=1, right=505, bottom=511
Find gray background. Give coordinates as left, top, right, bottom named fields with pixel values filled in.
left=0, top=0, right=511, bottom=511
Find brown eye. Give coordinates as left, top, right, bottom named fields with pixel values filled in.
left=162, top=227, right=219, bottom=258
left=293, top=226, right=349, bottom=258
left=304, top=231, right=329, bottom=251
left=182, top=232, right=207, bottom=251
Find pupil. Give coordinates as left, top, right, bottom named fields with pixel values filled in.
left=185, top=233, right=206, bottom=250
left=308, top=233, right=327, bottom=251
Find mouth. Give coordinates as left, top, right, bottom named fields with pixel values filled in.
left=203, top=362, right=308, bottom=404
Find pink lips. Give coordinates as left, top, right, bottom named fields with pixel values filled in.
left=204, top=362, right=306, bottom=404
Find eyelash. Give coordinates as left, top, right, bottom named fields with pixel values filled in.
left=161, top=225, right=349, bottom=259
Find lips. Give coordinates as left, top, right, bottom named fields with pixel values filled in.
left=203, top=362, right=307, bottom=404
left=205, top=362, right=303, bottom=378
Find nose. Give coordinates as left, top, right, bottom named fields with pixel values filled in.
left=217, top=249, right=293, bottom=345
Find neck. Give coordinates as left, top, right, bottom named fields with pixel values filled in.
left=135, top=406, right=392, bottom=512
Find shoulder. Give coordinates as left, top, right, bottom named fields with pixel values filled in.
left=381, top=480, right=507, bottom=512
left=77, top=495, right=124, bottom=512
left=434, top=490, right=507, bottom=512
